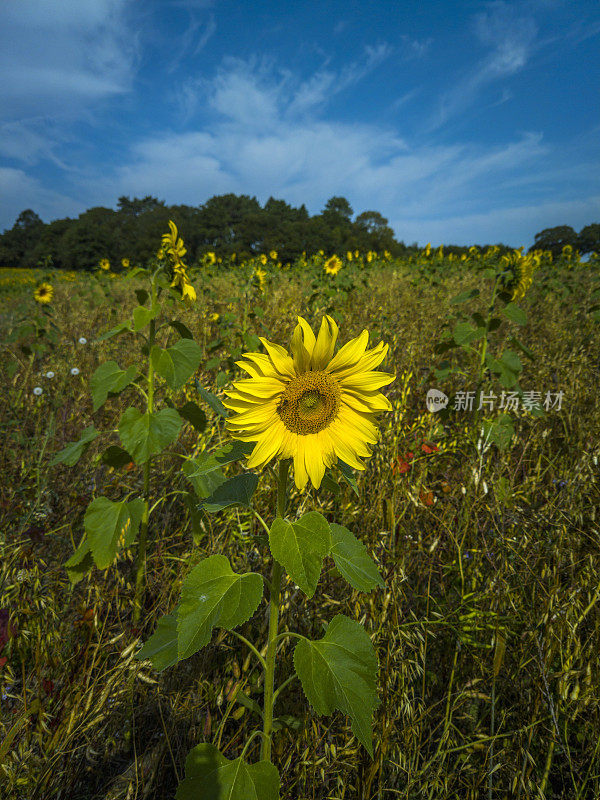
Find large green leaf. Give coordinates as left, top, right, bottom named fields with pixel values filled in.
left=293, top=614, right=379, bottom=757
left=453, top=322, right=485, bottom=346
left=95, top=321, right=132, bottom=342
left=84, top=496, right=145, bottom=569
left=175, top=743, right=280, bottom=800
left=64, top=536, right=94, bottom=584
left=132, top=304, right=158, bottom=332
left=118, top=407, right=182, bottom=464
left=91, top=361, right=138, bottom=412
left=200, top=473, right=259, bottom=513
left=268, top=512, right=331, bottom=599
left=177, top=555, right=263, bottom=660
left=151, top=339, right=202, bottom=390
left=50, top=425, right=99, bottom=467
left=329, top=524, right=385, bottom=592
left=502, top=302, right=527, bottom=326
left=182, top=457, right=227, bottom=499
left=135, top=611, right=179, bottom=672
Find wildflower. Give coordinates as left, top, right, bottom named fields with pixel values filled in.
left=45, top=371, right=55, bottom=379
left=211, top=313, right=220, bottom=322
left=224, top=315, right=395, bottom=491
left=162, top=221, right=187, bottom=265
left=346, top=251, right=353, bottom=261
left=424, top=243, right=431, bottom=257
left=34, top=283, right=53, bottom=304
left=255, top=267, right=267, bottom=292
left=71, top=368, right=80, bottom=376
left=99, top=258, right=110, bottom=271
left=324, top=255, right=342, bottom=276
left=259, top=254, right=268, bottom=266
left=269, top=250, right=278, bottom=261
left=33, top=387, right=43, bottom=396
left=78, top=337, right=87, bottom=345
left=121, top=258, right=130, bottom=268
left=156, top=248, right=165, bottom=260
left=354, top=250, right=359, bottom=258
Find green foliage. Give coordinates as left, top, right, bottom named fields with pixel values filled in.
left=90, top=361, right=138, bottom=411
left=84, top=496, right=145, bottom=569
left=268, top=512, right=331, bottom=599
left=175, top=743, right=280, bottom=800
left=328, top=524, right=384, bottom=592
left=49, top=425, right=99, bottom=466
left=151, top=339, right=202, bottom=390
left=176, top=555, right=264, bottom=660
left=118, top=407, right=182, bottom=464
left=293, top=614, right=379, bottom=757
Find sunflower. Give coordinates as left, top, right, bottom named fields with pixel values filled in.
left=34, top=283, right=53, bottom=304
left=121, top=258, right=130, bottom=268
left=99, top=258, right=110, bottom=271
left=224, top=316, right=395, bottom=491
left=324, top=255, right=342, bottom=276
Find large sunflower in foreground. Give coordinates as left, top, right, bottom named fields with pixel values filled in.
left=224, top=316, right=395, bottom=491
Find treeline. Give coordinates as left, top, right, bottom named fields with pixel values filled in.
left=0, top=195, right=408, bottom=270
left=528, top=224, right=600, bottom=259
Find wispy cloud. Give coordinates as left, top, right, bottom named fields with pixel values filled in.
left=167, top=13, right=216, bottom=73
left=426, top=1, right=538, bottom=131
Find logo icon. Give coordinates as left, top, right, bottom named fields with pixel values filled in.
left=426, top=388, right=448, bottom=413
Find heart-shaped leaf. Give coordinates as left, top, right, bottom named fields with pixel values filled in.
left=135, top=611, right=179, bottom=672
left=175, top=743, right=279, bottom=800
left=118, top=407, right=182, bottom=464
left=293, top=614, right=379, bottom=757
left=50, top=425, right=99, bottom=467
left=329, top=524, right=384, bottom=592
left=91, top=361, right=138, bottom=411
left=268, top=512, right=331, bottom=598
left=177, top=555, right=263, bottom=660
left=84, top=496, right=145, bottom=569
left=151, top=339, right=202, bottom=390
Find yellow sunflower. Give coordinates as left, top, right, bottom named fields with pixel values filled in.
left=34, top=283, right=54, bottom=304
left=324, top=255, right=342, bottom=276
left=121, top=258, right=130, bottom=268
left=99, top=258, right=110, bottom=271
left=224, top=316, right=395, bottom=491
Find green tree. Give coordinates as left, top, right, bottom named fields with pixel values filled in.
left=529, top=226, right=578, bottom=258
left=577, top=223, right=600, bottom=255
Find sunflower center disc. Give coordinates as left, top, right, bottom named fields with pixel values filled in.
left=277, top=371, right=340, bottom=435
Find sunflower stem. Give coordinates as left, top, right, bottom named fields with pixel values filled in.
left=133, top=276, right=157, bottom=627
left=261, top=459, right=289, bottom=763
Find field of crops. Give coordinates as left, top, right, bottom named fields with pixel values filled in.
left=1, top=234, right=599, bottom=799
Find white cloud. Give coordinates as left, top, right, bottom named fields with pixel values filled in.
left=0, top=0, right=137, bottom=124
left=426, top=1, right=538, bottom=131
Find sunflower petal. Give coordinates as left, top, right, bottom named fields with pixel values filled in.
left=311, top=315, right=339, bottom=370
left=259, top=338, right=296, bottom=378
left=326, top=330, right=369, bottom=374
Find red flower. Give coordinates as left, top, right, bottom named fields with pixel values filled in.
left=421, top=442, right=439, bottom=454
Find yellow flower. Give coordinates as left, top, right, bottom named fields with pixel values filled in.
left=354, top=250, right=359, bottom=258
left=324, top=255, right=343, bottom=276
left=170, top=264, right=196, bottom=303
left=259, top=254, right=268, bottom=266
left=156, top=248, right=165, bottom=260
left=162, top=220, right=187, bottom=265
left=211, top=312, right=220, bottom=322
left=203, top=251, right=216, bottom=266
left=269, top=250, right=278, bottom=261
left=346, top=251, right=353, bottom=261
left=224, top=316, right=395, bottom=491
left=367, top=251, right=374, bottom=263
left=34, top=283, right=53, bottom=304
left=121, top=258, right=130, bottom=268
left=255, top=267, right=267, bottom=291
left=99, top=258, right=110, bottom=271
left=424, top=243, right=431, bottom=257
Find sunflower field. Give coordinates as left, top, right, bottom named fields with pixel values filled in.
left=1, top=230, right=599, bottom=800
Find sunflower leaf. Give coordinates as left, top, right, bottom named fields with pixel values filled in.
left=151, top=339, right=203, bottom=390
left=268, top=512, right=331, bottom=599
left=84, top=496, right=145, bottom=570
left=64, top=536, right=94, bottom=584
left=195, top=380, right=229, bottom=418
left=50, top=425, right=99, bottom=467
left=177, top=555, right=263, bottom=660
left=200, top=473, right=259, bottom=512
left=118, top=407, right=182, bottom=464
left=329, top=524, right=385, bottom=592
left=293, top=614, right=379, bottom=758
left=175, top=743, right=280, bottom=800
left=178, top=401, right=207, bottom=433
left=135, top=610, right=179, bottom=672
left=90, top=361, right=138, bottom=411
left=337, top=460, right=359, bottom=497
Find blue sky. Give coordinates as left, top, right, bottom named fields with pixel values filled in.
left=1, top=0, right=599, bottom=247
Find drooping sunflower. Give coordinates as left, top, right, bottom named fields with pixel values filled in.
left=34, top=283, right=53, bottom=304
left=224, top=316, right=395, bottom=491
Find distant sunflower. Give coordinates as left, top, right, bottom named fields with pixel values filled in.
left=324, top=255, right=342, bottom=275
left=121, top=258, right=130, bottom=268
left=99, top=258, right=110, bottom=271
left=34, top=283, right=53, bottom=304
left=224, top=316, right=395, bottom=491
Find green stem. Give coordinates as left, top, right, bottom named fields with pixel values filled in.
left=133, top=279, right=157, bottom=627
left=260, top=459, right=289, bottom=763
